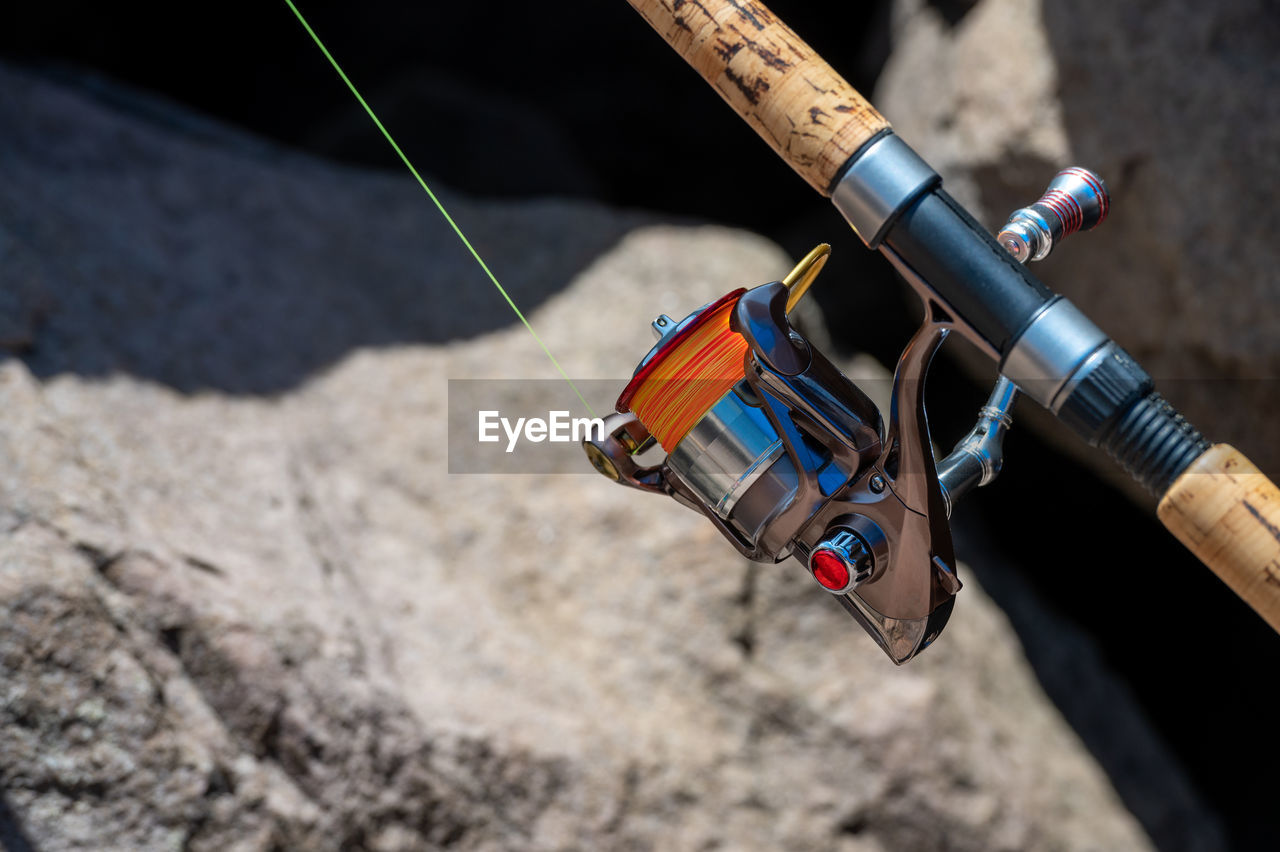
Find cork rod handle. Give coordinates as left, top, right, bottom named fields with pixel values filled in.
left=1158, top=445, right=1280, bottom=632
left=624, top=0, right=890, bottom=195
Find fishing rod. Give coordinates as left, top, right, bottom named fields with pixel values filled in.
left=583, top=0, right=1280, bottom=663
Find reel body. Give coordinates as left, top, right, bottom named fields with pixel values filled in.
left=586, top=250, right=961, bottom=663
left=585, top=168, right=1112, bottom=664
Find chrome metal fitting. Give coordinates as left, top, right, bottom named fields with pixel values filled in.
left=997, top=167, right=1109, bottom=262
left=831, top=133, right=940, bottom=248
left=651, top=314, right=677, bottom=340
left=937, top=376, right=1018, bottom=517
left=808, top=529, right=873, bottom=594
left=1000, top=297, right=1108, bottom=411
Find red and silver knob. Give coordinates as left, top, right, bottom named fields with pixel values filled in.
left=808, top=530, right=874, bottom=594
left=997, top=167, right=1109, bottom=263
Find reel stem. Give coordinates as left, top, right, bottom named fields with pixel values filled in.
left=936, top=376, right=1018, bottom=518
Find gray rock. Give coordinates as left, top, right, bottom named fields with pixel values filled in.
left=0, top=64, right=1182, bottom=850
left=876, top=0, right=1280, bottom=479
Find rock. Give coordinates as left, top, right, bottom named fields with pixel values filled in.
left=0, top=64, right=1193, bottom=850
left=876, top=0, right=1280, bottom=479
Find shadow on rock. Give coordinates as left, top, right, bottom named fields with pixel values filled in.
left=0, top=791, right=38, bottom=852
left=0, top=65, right=647, bottom=395
left=1037, top=4, right=1278, bottom=850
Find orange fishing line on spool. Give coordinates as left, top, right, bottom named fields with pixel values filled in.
left=617, top=290, right=749, bottom=451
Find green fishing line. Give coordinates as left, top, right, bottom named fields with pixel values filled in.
left=284, top=0, right=596, bottom=417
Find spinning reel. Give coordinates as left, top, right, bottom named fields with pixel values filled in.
left=584, top=169, right=1108, bottom=664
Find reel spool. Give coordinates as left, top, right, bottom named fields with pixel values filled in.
left=607, top=247, right=863, bottom=551
left=618, top=243, right=829, bottom=453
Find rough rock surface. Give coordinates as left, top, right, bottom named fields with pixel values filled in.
left=876, top=0, right=1280, bottom=478
left=0, top=65, right=1179, bottom=850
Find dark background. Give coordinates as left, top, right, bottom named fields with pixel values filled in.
left=3, top=1, right=1275, bottom=849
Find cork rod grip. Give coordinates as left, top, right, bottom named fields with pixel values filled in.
left=1158, top=445, right=1280, bottom=632
left=624, top=0, right=890, bottom=195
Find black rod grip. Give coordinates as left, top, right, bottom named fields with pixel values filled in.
left=884, top=190, right=1054, bottom=354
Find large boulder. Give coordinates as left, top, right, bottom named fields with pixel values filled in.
left=876, top=0, right=1280, bottom=480
left=0, top=64, right=1208, bottom=850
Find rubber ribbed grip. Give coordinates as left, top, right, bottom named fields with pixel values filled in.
left=1100, top=392, right=1211, bottom=496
